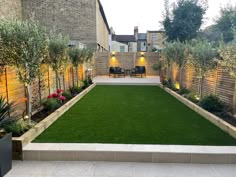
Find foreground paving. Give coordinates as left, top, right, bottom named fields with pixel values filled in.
left=6, top=161, right=236, bottom=177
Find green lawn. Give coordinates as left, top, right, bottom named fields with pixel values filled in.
left=34, top=86, right=236, bottom=145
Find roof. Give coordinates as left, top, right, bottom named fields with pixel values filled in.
left=112, top=35, right=136, bottom=43
left=98, top=0, right=110, bottom=33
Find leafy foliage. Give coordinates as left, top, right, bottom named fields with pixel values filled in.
left=46, top=33, right=69, bottom=89
left=163, top=0, right=206, bottom=42
left=215, top=5, right=236, bottom=43
left=190, top=39, right=218, bottom=78
left=42, top=98, right=60, bottom=112
left=219, top=43, right=236, bottom=78
left=162, top=41, right=189, bottom=86
left=0, top=97, right=14, bottom=123
left=0, top=19, right=49, bottom=84
left=200, top=95, right=224, bottom=112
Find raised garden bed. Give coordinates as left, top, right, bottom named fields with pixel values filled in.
left=12, top=83, right=96, bottom=160
left=160, top=85, right=236, bottom=139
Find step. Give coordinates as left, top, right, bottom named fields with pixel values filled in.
left=23, top=143, right=236, bottom=164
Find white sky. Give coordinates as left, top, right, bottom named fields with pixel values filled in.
left=100, top=0, right=236, bottom=34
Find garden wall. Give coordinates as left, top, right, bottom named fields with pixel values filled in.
left=94, top=52, right=160, bottom=76
left=0, top=0, right=22, bottom=20
left=169, top=63, right=236, bottom=109
left=0, top=64, right=84, bottom=118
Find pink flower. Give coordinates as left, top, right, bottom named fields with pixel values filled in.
left=59, top=96, right=66, bottom=101
left=47, top=95, right=53, bottom=99
left=57, top=89, right=63, bottom=94
left=52, top=93, right=59, bottom=98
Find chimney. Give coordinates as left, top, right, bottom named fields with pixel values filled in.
left=134, top=26, right=138, bottom=41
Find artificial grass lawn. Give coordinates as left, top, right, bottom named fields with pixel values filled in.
left=34, top=86, right=236, bottom=145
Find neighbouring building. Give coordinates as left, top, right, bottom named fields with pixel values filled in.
left=111, top=26, right=165, bottom=52
left=111, top=34, right=137, bottom=52
left=147, top=30, right=165, bottom=52
left=0, top=0, right=110, bottom=51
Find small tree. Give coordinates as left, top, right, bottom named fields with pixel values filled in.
left=0, top=19, right=48, bottom=120
left=219, top=43, right=236, bottom=78
left=162, top=41, right=189, bottom=88
left=47, top=34, right=69, bottom=90
left=190, top=39, right=219, bottom=97
left=68, top=47, right=83, bottom=87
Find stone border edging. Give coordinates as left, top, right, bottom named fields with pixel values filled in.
left=12, top=83, right=96, bottom=147
left=23, top=143, right=236, bottom=163
left=159, top=85, right=236, bottom=139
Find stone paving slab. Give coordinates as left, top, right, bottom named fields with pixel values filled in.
left=5, top=161, right=236, bottom=177
left=23, top=143, right=236, bottom=163
left=93, top=76, right=160, bottom=85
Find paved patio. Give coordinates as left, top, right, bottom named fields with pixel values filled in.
left=93, top=76, right=160, bottom=85
left=6, top=161, right=236, bottom=177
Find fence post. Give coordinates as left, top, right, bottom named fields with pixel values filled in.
left=232, top=79, right=236, bottom=115
left=48, top=66, right=51, bottom=95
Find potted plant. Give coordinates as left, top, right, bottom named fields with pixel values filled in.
left=0, top=97, right=12, bottom=177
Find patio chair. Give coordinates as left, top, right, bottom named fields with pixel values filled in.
left=109, top=67, right=125, bottom=77
left=131, top=66, right=146, bottom=78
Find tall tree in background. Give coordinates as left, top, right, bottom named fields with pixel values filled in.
left=163, top=0, right=206, bottom=42
left=215, top=4, right=236, bottom=43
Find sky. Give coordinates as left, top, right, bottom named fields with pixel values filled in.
left=100, top=0, right=236, bottom=35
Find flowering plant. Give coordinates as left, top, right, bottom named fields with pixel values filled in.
left=47, top=89, right=66, bottom=103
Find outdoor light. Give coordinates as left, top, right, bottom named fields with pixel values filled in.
left=24, top=115, right=29, bottom=120
left=175, top=82, right=180, bottom=90
left=195, top=95, right=200, bottom=101
left=112, top=54, right=115, bottom=57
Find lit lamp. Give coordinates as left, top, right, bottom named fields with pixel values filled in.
left=175, top=82, right=180, bottom=90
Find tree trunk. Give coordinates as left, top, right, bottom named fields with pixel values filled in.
left=55, top=70, right=61, bottom=90
left=72, top=67, right=75, bottom=88
left=199, top=76, right=204, bottom=98
left=76, top=66, right=79, bottom=87
left=25, top=83, right=31, bottom=122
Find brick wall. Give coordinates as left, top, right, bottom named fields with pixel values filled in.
left=95, top=52, right=160, bottom=76
left=0, top=0, right=22, bottom=20
left=22, top=0, right=97, bottom=49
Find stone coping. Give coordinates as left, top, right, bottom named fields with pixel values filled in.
left=12, top=83, right=96, bottom=147
left=24, top=143, right=236, bottom=154
left=23, top=143, right=236, bottom=163
left=160, top=85, right=236, bottom=139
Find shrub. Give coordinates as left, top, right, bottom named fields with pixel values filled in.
left=62, top=91, right=73, bottom=99
left=1, top=119, right=33, bottom=137
left=42, top=98, right=60, bottom=112
left=69, top=86, right=82, bottom=95
left=186, top=93, right=200, bottom=103
left=162, top=78, right=174, bottom=89
left=199, top=95, right=224, bottom=112
left=178, top=88, right=190, bottom=95
left=0, top=96, right=14, bottom=122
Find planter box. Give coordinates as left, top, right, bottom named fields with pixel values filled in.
left=12, top=83, right=96, bottom=160
left=0, top=133, right=12, bottom=177
left=160, top=85, right=236, bottom=139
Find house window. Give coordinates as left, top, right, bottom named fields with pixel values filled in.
left=120, top=46, right=125, bottom=52
left=152, top=34, right=158, bottom=41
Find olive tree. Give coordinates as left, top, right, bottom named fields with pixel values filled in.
left=68, top=47, right=84, bottom=87
left=47, top=34, right=69, bottom=90
left=190, top=39, right=219, bottom=97
left=219, top=43, right=236, bottom=78
left=162, top=41, right=189, bottom=88
left=0, top=19, right=48, bottom=120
